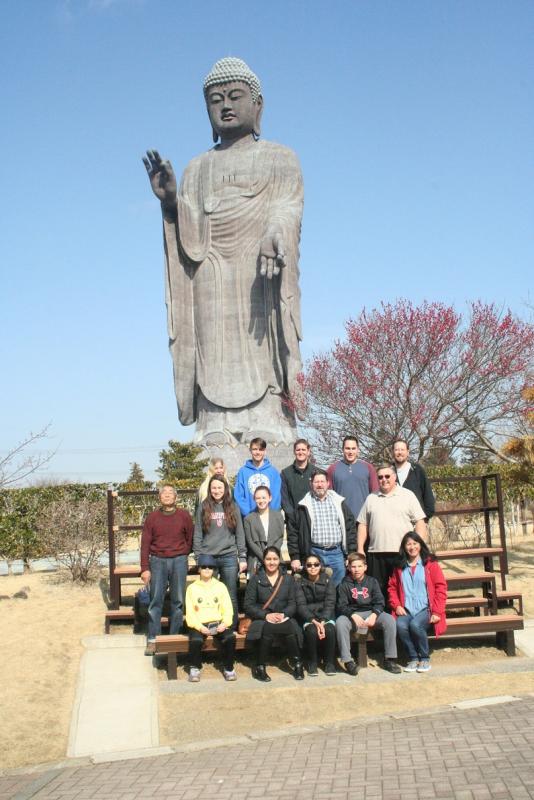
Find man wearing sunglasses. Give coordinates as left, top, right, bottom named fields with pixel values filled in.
left=356, top=464, right=426, bottom=597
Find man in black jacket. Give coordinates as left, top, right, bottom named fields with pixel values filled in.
left=281, top=439, right=314, bottom=542
left=392, top=439, right=435, bottom=520
left=289, top=469, right=356, bottom=585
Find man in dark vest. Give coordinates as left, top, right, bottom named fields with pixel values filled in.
left=281, top=439, right=314, bottom=550
left=392, top=439, right=435, bottom=520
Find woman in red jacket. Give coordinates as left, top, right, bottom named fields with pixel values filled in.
left=387, top=532, right=447, bottom=673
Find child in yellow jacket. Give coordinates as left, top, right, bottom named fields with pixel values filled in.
left=185, top=554, right=236, bottom=682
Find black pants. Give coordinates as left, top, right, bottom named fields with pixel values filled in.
left=366, top=552, right=398, bottom=602
left=303, top=622, right=336, bottom=665
left=258, top=619, right=300, bottom=664
left=189, top=629, right=235, bottom=670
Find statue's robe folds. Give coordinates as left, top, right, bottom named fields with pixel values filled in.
left=162, top=139, right=303, bottom=437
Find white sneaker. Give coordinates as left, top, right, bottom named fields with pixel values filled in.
left=403, top=660, right=419, bottom=672
left=224, top=669, right=237, bottom=681
left=188, top=667, right=201, bottom=682
left=417, top=659, right=431, bottom=672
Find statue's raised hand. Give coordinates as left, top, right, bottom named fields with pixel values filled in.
left=143, top=149, right=177, bottom=210
left=259, top=232, right=286, bottom=280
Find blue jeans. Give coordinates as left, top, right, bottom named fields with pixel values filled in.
left=148, top=554, right=188, bottom=640
left=396, top=607, right=431, bottom=660
left=311, top=545, right=346, bottom=586
left=213, top=553, right=239, bottom=630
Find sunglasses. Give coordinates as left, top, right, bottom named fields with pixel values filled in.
left=378, top=474, right=392, bottom=480
left=306, top=562, right=321, bottom=568
left=199, top=564, right=214, bottom=569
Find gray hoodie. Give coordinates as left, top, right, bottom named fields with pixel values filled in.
left=194, top=501, right=246, bottom=560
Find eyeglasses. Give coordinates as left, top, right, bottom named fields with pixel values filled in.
left=306, top=562, right=321, bottom=568
left=378, top=474, right=392, bottom=480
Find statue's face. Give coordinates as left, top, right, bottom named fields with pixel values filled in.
left=206, top=81, right=259, bottom=141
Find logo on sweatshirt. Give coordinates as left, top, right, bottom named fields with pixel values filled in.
left=351, top=586, right=369, bottom=600
left=211, top=511, right=225, bottom=528
left=248, top=474, right=270, bottom=496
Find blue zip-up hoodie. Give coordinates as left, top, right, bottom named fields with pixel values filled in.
left=234, top=458, right=282, bottom=517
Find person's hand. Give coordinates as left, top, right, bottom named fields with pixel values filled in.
left=351, top=614, right=366, bottom=628
left=396, top=606, right=407, bottom=616
left=266, top=612, right=284, bottom=623
left=216, top=623, right=227, bottom=633
left=290, top=559, right=302, bottom=573
left=200, top=625, right=211, bottom=635
left=141, top=570, right=151, bottom=586
left=142, top=149, right=178, bottom=210
left=239, top=560, right=248, bottom=574
left=313, top=619, right=326, bottom=639
left=366, top=612, right=377, bottom=629
left=430, top=613, right=440, bottom=624
left=259, top=232, right=285, bottom=279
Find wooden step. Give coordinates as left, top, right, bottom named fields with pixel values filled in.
left=491, top=590, right=524, bottom=616
left=446, top=596, right=489, bottom=611
left=444, top=571, right=497, bottom=586
left=113, top=565, right=141, bottom=578
left=436, top=547, right=504, bottom=560
left=104, top=608, right=134, bottom=633
left=435, top=504, right=499, bottom=516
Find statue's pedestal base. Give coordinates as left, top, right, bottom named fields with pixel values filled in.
left=200, top=442, right=294, bottom=476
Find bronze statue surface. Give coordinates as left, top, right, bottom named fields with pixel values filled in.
left=144, top=58, right=303, bottom=447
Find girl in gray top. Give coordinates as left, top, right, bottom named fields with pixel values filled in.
left=194, top=476, right=247, bottom=628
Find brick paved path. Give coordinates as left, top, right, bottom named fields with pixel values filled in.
left=3, top=696, right=534, bottom=800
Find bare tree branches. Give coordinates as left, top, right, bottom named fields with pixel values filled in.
left=0, top=425, right=56, bottom=488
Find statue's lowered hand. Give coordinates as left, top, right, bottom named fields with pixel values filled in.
left=143, top=149, right=177, bottom=210
left=259, top=232, right=286, bottom=280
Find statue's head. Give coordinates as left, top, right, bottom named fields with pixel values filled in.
left=203, top=57, right=263, bottom=143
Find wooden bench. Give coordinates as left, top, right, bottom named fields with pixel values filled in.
left=154, top=632, right=247, bottom=680
left=440, top=614, right=524, bottom=656
left=352, top=613, right=524, bottom=668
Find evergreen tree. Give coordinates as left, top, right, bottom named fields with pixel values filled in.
left=156, top=441, right=208, bottom=486
left=126, top=462, right=146, bottom=486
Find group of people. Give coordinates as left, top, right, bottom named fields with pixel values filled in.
left=140, top=436, right=446, bottom=681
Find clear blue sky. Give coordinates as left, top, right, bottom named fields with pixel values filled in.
left=1, top=0, right=533, bottom=483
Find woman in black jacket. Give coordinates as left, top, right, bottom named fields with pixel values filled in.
left=243, top=546, right=304, bottom=682
left=295, top=554, right=337, bottom=676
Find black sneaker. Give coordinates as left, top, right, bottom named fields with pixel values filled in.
left=307, top=663, right=318, bottom=676
left=345, top=660, right=359, bottom=676
left=324, top=662, right=337, bottom=676
left=383, top=659, right=402, bottom=674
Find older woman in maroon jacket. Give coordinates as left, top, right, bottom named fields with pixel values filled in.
left=387, top=532, right=447, bottom=674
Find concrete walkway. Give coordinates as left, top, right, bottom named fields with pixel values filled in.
left=67, top=635, right=159, bottom=759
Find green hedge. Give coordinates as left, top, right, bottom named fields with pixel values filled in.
left=427, top=463, right=533, bottom=506
left=0, top=482, right=199, bottom=564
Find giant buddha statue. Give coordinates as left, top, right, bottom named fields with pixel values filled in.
left=143, top=58, right=304, bottom=446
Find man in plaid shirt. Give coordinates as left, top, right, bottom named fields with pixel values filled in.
left=289, top=469, right=356, bottom=585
